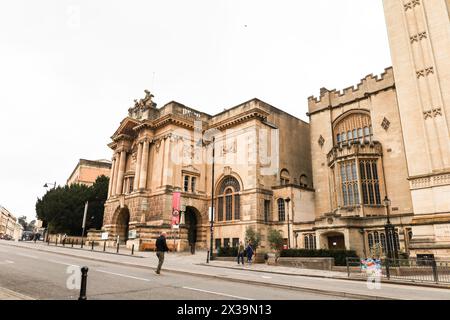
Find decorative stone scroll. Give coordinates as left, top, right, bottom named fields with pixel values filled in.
left=381, top=117, right=391, bottom=131
left=318, top=135, right=325, bottom=148
left=404, top=0, right=420, bottom=11
left=423, top=107, right=442, bottom=120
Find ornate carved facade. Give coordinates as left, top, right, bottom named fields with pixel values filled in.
left=97, top=93, right=312, bottom=252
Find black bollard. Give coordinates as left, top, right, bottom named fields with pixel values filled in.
left=72, top=239, right=74, bottom=248
left=63, top=239, right=65, bottom=247
left=78, top=267, right=89, bottom=300
left=81, top=239, right=84, bottom=249
left=91, top=241, right=94, bottom=251
left=55, top=238, right=58, bottom=246
left=47, top=238, right=50, bottom=246
left=116, top=243, right=119, bottom=254
left=131, top=244, right=134, bottom=256
left=103, top=241, right=106, bottom=252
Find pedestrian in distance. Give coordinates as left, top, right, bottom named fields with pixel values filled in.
left=237, top=241, right=245, bottom=265
left=155, top=232, right=169, bottom=275
left=246, top=241, right=254, bottom=266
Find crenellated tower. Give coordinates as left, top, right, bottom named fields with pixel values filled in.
left=383, top=0, right=450, bottom=257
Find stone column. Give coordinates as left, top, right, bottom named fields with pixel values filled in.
left=111, top=153, right=120, bottom=197
left=115, top=150, right=127, bottom=195
left=107, top=156, right=116, bottom=198
left=134, top=142, right=143, bottom=191
left=139, top=140, right=150, bottom=190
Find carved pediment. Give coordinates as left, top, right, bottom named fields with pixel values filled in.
left=182, top=165, right=200, bottom=176
left=111, top=117, right=140, bottom=140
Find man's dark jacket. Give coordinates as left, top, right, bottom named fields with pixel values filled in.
left=156, top=235, right=169, bottom=252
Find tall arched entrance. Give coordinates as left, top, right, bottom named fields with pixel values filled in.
left=115, top=207, right=130, bottom=244
left=184, top=206, right=200, bottom=253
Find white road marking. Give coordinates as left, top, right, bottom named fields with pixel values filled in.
left=46, top=259, right=80, bottom=267
left=16, top=253, right=38, bottom=259
left=0, top=260, right=15, bottom=265
left=261, top=276, right=272, bottom=279
left=182, top=287, right=254, bottom=300
left=95, top=269, right=151, bottom=282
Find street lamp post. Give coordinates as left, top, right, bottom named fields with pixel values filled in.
left=383, top=196, right=398, bottom=261
left=285, top=197, right=291, bottom=249
left=42, top=182, right=57, bottom=242
left=206, top=136, right=216, bottom=263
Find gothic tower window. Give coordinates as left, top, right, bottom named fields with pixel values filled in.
left=333, top=112, right=373, bottom=145
left=339, top=161, right=360, bottom=206
left=359, top=160, right=381, bottom=205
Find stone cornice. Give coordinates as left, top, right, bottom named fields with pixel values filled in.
left=208, top=108, right=270, bottom=130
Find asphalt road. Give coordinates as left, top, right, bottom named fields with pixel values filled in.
left=0, top=244, right=349, bottom=300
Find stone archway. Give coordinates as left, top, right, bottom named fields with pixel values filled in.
left=322, top=231, right=346, bottom=250
left=115, top=207, right=130, bottom=244
left=183, top=206, right=202, bottom=253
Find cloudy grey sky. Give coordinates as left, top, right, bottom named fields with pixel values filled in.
left=0, top=0, right=392, bottom=221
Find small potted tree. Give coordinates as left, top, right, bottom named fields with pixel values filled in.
left=245, top=226, right=262, bottom=262
left=267, top=229, right=285, bottom=265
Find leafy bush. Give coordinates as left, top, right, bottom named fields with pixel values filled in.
left=267, top=229, right=284, bottom=252
left=280, top=249, right=359, bottom=266
left=217, top=246, right=238, bottom=257
left=245, top=226, right=261, bottom=250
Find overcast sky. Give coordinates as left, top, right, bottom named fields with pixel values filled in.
left=0, top=0, right=392, bottom=221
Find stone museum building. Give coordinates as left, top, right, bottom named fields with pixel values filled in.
left=98, top=93, right=312, bottom=252
left=94, top=0, right=450, bottom=259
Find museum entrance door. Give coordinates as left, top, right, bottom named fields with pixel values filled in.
left=327, top=234, right=346, bottom=250
left=115, top=207, right=130, bottom=244
left=185, top=206, right=200, bottom=254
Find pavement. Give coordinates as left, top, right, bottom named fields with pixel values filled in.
left=1, top=240, right=450, bottom=300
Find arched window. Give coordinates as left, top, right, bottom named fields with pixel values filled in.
left=374, top=231, right=380, bottom=245
left=333, top=112, right=372, bottom=145
left=310, top=234, right=316, bottom=249
left=380, top=233, right=386, bottom=250
left=368, top=233, right=374, bottom=249
left=216, top=176, right=241, bottom=222
left=277, top=198, right=286, bottom=221
left=280, top=169, right=290, bottom=185
left=394, top=232, right=400, bottom=251
left=304, top=236, right=309, bottom=249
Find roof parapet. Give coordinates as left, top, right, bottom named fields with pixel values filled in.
left=308, top=67, right=395, bottom=115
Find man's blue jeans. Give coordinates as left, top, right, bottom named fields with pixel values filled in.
left=237, top=253, right=244, bottom=264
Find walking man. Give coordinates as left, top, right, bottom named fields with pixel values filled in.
left=237, top=241, right=245, bottom=265
left=155, top=232, right=169, bottom=275
left=246, top=241, right=254, bottom=266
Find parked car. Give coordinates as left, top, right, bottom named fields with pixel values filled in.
left=21, top=231, right=34, bottom=241
left=0, top=233, right=12, bottom=241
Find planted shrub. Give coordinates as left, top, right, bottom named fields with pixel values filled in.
left=280, top=249, right=359, bottom=266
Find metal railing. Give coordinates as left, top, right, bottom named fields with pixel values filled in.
left=45, top=237, right=138, bottom=257
left=346, top=257, right=450, bottom=284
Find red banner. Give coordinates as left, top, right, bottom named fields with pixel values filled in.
left=171, top=191, right=181, bottom=226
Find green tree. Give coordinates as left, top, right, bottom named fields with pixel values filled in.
left=18, top=216, right=28, bottom=230
left=35, top=175, right=109, bottom=235
left=245, top=226, right=262, bottom=251
left=267, top=229, right=284, bottom=252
